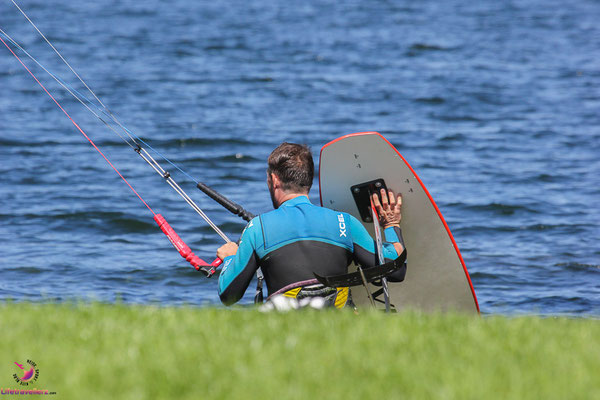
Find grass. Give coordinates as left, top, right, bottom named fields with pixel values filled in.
left=0, top=303, right=598, bottom=400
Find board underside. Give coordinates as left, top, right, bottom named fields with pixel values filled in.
left=319, top=132, right=478, bottom=312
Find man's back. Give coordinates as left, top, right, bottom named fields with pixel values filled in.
left=218, top=196, right=398, bottom=304
left=257, top=196, right=354, bottom=293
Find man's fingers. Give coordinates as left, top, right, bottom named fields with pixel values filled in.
left=380, top=188, right=389, bottom=208
left=217, top=242, right=238, bottom=260
left=371, top=192, right=382, bottom=210
left=388, top=190, right=396, bottom=207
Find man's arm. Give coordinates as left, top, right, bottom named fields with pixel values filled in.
left=372, top=189, right=405, bottom=256
left=350, top=189, right=405, bottom=267
left=216, top=217, right=262, bottom=306
left=349, top=215, right=399, bottom=266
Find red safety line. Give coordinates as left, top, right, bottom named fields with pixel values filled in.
left=1, top=36, right=155, bottom=215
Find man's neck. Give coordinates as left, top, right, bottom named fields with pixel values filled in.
left=277, top=192, right=308, bottom=208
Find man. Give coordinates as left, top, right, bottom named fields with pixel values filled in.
left=216, top=142, right=405, bottom=306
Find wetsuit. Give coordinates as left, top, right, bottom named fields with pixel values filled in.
left=218, top=196, right=403, bottom=305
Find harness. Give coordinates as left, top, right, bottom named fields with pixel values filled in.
left=267, top=279, right=350, bottom=309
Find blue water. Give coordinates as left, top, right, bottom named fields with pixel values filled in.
left=1, top=0, right=598, bottom=315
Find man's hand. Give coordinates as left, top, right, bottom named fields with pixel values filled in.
left=371, top=189, right=402, bottom=228
left=217, top=242, right=239, bottom=260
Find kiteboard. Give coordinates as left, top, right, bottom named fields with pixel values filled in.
left=319, top=132, right=479, bottom=312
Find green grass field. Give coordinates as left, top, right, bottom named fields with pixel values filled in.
left=1, top=303, right=598, bottom=399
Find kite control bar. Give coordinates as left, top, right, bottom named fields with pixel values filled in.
left=197, top=182, right=255, bottom=222
left=154, top=214, right=222, bottom=277
left=195, top=182, right=265, bottom=303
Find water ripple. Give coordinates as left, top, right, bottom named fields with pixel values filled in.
left=1, top=0, right=598, bottom=315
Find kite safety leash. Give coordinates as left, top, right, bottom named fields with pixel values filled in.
left=1, top=1, right=267, bottom=283
left=154, top=215, right=222, bottom=277
left=0, top=34, right=222, bottom=277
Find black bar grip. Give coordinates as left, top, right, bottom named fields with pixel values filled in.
left=197, top=182, right=255, bottom=222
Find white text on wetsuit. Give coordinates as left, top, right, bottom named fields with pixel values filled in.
left=338, top=214, right=347, bottom=237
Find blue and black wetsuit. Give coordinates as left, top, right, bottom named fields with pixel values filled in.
left=218, top=196, right=402, bottom=305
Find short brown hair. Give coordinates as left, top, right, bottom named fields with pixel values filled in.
left=267, top=143, right=314, bottom=193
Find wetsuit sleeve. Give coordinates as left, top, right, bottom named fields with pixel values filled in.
left=218, top=217, right=262, bottom=306
left=348, top=214, right=399, bottom=267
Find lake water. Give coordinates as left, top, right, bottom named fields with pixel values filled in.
left=1, top=0, right=598, bottom=315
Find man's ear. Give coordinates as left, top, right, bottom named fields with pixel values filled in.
left=270, top=172, right=282, bottom=189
